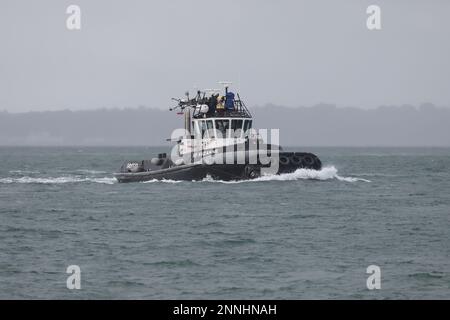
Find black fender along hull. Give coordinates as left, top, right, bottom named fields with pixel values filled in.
left=114, top=152, right=322, bottom=183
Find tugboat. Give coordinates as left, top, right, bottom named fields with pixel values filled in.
left=114, top=83, right=321, bottom=183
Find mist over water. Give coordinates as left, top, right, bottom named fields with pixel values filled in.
left=1, top=104, right=450, bottom=146
left=1, top=146, right=449, bottom=299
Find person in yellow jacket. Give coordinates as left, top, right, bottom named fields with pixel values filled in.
left=216, top=95, right=225, bottom=112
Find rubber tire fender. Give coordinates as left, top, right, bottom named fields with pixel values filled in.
left=290, top=155, right=302, bottom=166
left=301, top=154, right=315, bottom=168
left=279, top=155, right=290, bottom=166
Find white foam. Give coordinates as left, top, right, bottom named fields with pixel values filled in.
left=0, top=176, right=117, bottom=184
left=1, top=166, right=368, bottom=185
left=141, top=179, right=182, bottom=184
left=89, top=177, right=117, bottom=184
left=76, top=169, right=108, bottom=174
left=201, top=166, right=371, bottom=184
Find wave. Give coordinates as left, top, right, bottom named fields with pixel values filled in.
left=255, top=166, right=370, bottom=183
left=140, top=166, right=370, bottom=184
left=201, top=166, right=371, bottom=184
left=0, top=176, right=117, bottom=185
left=1, top=166, right=369, bottom=185
left=75, top=169, right=108, bottom=174
left=141, top=179, right=182, bottom=184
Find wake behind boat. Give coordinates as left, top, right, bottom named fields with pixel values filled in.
left=114, top=83, right=321, bottom=183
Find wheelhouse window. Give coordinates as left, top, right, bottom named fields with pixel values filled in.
left=215, top=119, right=230, bottom=139
left=231, top=119, right=243, bottom=138
left=192, top=121, right=201, bottom=138
left=200, top=120, right=208, bottom=138
left=206, top=120, right=214, bottom=138
left=243, top=120, right=252, bottom=136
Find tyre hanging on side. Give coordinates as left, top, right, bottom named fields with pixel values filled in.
left=290, top=155, right=302, bottom=166
left=301, top=154, right=315, bottom=168
left=279, top=155, right=290, bottom=166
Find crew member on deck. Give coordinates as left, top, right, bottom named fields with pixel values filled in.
left=216, top=95, right=225, bottom=113
left=208, top=94, right=218, bottom=115
left=225, top=91, right=235, bottom=112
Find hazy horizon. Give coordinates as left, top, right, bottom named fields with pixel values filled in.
left=1, top=0, right=450, bottom=112
left=2, top=101, right=450, bottom=115
left=1, top=103, right=450, bottom=147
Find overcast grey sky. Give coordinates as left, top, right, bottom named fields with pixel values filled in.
left=1, top=0, right=449, bottom=112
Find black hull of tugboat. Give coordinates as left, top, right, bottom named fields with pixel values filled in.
left=114, top=152, right=322, bottom=183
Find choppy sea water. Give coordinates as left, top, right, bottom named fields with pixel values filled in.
left=0, top=146, right=449, bottom=299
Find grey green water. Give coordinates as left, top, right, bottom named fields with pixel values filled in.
left=0, top=147, right=449, bottom=299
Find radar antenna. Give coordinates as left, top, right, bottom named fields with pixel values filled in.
left=218, top=81, right=233, bottom=94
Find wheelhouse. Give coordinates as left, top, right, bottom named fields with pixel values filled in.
left=192, top=117, right=253, bottom=139
left=170, top=83, right=257, bottom=156
left=190, top=87, right=253, bottom=139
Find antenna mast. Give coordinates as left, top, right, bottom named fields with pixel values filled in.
left=218, top=81, right=233, bottom=95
